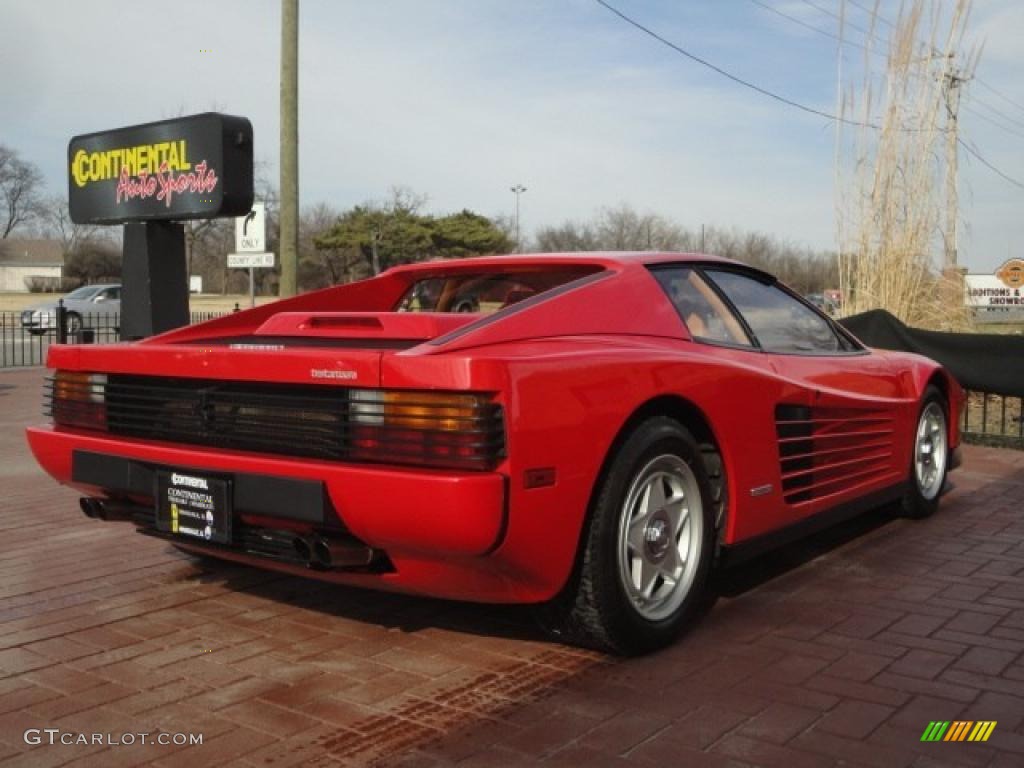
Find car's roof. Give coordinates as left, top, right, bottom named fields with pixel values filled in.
left=387, top=251, right=751, bottom=274
left=71, top=283, right=120, bottom=291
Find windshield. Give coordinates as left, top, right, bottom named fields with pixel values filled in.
left=65, top=286, right=102, bottom=300
left=396, top=267, right=599, bottom=314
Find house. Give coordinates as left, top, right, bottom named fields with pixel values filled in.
left=0, top=239, right=64, bottom=292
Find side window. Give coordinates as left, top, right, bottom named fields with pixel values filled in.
left=706, top=270, right=849, bottom=354
left=651, top=268, right=752, bottom=347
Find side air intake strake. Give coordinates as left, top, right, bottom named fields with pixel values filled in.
left=775, top=404, right=896, bottom=504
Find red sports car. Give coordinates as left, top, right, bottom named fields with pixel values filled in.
left=27, top=253, right=963, bottom=654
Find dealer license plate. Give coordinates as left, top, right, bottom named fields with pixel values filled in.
left=155, top=470, right=232, bottom=544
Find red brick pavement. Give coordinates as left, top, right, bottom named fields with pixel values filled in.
left=1, top=367, right=1022, bottom=767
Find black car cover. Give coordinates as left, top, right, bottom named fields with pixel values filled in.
left=839, top=309, right=1024, bottom=398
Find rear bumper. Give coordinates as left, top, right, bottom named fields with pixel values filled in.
left=25, top=425, right=527, bottom=601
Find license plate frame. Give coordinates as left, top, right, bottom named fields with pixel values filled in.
left=155, top=470, right=232, bottom=545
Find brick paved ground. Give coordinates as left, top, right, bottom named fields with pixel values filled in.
left=0, top=366, right=1022, bottom=767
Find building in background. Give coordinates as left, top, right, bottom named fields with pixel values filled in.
left=0, top=239, right=64, bottom=292
left=965, top=258, right=1024, bottom=324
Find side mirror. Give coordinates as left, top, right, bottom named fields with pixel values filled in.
left=93, top=295, right=107, bottom=303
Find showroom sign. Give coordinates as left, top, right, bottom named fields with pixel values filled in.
left=69, top=113, right=253, bottom=225
left=965, top=258, right=1024, bottom=308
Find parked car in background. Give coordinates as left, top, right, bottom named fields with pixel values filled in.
left=28, top=254, right=962, bottom=654
left=20, top=284, right=121, bottom=335
left=805, top=292, right=840, bottom=316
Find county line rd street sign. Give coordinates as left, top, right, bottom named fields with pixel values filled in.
left=227, top=252, right=275, bottom=268
left=235, top=201, right=266, bottom=253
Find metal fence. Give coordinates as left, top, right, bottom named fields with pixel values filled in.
left=1, top=308, right=226, bottom=369
left=961, top=390, right=1024, bottom=447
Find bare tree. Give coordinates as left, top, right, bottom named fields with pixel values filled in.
left=299, top=202, right=346, bottom=288
left=37, top=196, right=104, bottom=254
left=536, top=205, right=838, bottom=292
left=0, top=144, right=44, bottom=238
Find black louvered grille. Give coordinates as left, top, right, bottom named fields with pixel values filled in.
left=775, top=403, right=896, bottom=505
left=45, top=374, right=505, bottom=470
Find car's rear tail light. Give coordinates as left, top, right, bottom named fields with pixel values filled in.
left=347, top=389, right=505, bottom=470
left=46, top=371, right=107, bottom=431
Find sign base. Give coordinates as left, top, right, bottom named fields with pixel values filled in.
left=121, top=222, right=190, bottom=340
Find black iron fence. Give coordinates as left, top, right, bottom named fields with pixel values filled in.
left=962, top=391, right=1024, bottom=447
left=1, top=308, right=226, bottom=369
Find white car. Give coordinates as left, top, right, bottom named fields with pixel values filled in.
left=21, top=284, right=121, bottom=335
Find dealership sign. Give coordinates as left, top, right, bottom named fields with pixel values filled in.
left=68, top=113, right=254, bottom=225
left=965, top=259, right=1024, bottom=308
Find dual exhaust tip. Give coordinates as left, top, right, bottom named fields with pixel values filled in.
left=79, top=496, right=135, bottom=522
left=293, top=534, right=374, bottom=569
left=80, top=496, right=373, bottom=570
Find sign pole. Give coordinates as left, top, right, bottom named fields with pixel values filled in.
left=249, top=267, right=255, bottom=308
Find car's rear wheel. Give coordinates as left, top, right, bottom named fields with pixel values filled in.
left=901, top=386, right=948, bottom=519
left=537, top=416, right=715, bottom=655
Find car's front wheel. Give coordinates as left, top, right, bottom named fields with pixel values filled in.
left=901, top=386, right=949, bottom=518
left=538, top=416, right=715, bottom=655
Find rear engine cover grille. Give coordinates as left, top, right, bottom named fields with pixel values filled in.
left=105, top=376, right=348, bottom=460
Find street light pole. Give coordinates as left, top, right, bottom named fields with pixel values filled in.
left=510, top=184, right=527, bottom=252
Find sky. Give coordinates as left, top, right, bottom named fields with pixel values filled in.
left=2, top=0, right=1023, bottom=273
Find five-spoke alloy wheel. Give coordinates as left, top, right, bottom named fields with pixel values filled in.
left=902, top=386, right=949, bottom=518
left=538, top=416, right=715, bottom=655
left=616, top=455, right=704, bottom=623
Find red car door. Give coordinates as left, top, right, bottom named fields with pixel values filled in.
left=703, top=268, right=907, bottom=522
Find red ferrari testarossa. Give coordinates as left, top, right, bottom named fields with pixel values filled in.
left=27, top=253, right=962, bottom=653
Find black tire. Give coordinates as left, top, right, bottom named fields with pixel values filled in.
left=537, top=416, right=716, bottom=655
left=900, top=385, right=949, bottom=519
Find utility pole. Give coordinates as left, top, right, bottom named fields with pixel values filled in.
left=279, top=0, right=299, bottom=297
left=942, top=67, right=965, bottom=271
left=510, top=184, right=526, bottom=252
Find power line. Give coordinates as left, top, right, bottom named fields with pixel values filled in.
left=595, top=0, right=1024, bottom=190
left=845, top=0, right=895, bottom=29
left=970, top=93, right=1024, bottom=132
left=748, top=0, right=874, bottom=54
left=958, top=138, right=1024, bottom=189
left=594, top=0, right=877, bottom=128
left=798, top=0, right=889, bottom=48
left=964, top=105, right=1024, bottom=142
left=975, top=77, right=1024, bottom=120
left=839, top=0, right=1024, bottom=122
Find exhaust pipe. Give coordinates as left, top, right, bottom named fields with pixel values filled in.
left=312, top=535, right=374, bottom=568
left=292, top=534, right=373, bottom=569
left=293, top=535, right=314, bottom=564
left=78, top=497, right=137, bottom=522
left=79, top=497, right=101, bottom=519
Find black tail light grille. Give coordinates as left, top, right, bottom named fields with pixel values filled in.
left=46, top=373, right=505, bottom=471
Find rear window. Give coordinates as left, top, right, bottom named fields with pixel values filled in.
left=396, top=267, right=600, bottom=314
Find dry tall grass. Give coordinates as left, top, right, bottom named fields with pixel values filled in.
left=836, top=0, right=979, bottom=329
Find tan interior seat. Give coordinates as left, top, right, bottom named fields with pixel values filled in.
left=686, top=312, right=707, bottom=338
